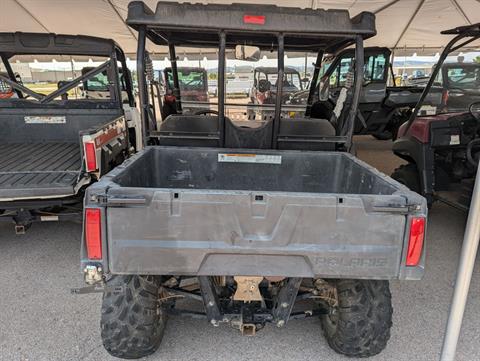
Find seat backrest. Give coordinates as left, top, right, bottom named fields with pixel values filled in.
left=278, top=117, right=336, bottom=150
left=158, top=114, right=220, bottom=147
left=159, top=114, right=219, bottom=133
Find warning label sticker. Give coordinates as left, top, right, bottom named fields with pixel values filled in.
left=25, top=116, right=66, bottom=124
left=218, top=153, right=282, bottom=164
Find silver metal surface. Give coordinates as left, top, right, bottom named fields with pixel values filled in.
left=440, top=163, right=480, bottom=361
left=83, top=146, right=427, bottom=280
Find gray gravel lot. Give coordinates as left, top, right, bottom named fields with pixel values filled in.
left=1, top=136, right=479, bottom=361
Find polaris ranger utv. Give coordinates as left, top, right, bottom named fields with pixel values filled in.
left=0, top=32, right=139, bottom=233
left=288, top=47, right=442, bottom=140
left=78, top=2, right=427, bottom=359
left=392, top=24, right=480, bottom=210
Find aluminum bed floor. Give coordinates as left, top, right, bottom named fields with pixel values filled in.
left=0, top=143, right=83, bottom=200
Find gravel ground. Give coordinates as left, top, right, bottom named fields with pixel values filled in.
left=1, top=136, right=479, bottom=361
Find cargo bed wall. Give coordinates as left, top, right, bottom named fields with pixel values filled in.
left=87, top=146, right=427, bottom=280
left=112, top=147, right=396, bottom=195
left=0, top=107, right=123, bottom=143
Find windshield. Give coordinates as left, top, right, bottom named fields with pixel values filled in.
left=445, top=65, right=480, bottom=90
left=166, top=69, right=206, bottom=91
left=0, top=55, right=122, bottom=105
left=415, top=38, right=480, bottom=116
left=157, top=46, right=317, bottom=126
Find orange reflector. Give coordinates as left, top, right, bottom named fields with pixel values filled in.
left=406, top=217, right=425, bottom=266
left=243, top=15, right=265, bottom=25
left=84, top=141, right=97, bottom=172
left=85, top=208, right=102, bottom=260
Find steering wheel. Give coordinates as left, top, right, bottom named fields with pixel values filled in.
left=194, top=109, right=219, bottom=116
left=469, top=101, right=480, bottom=122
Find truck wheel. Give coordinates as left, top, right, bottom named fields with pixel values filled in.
left=321, top=279, right=392, bottom=358
left=391, top=163, right=421, bottom=193
left=101, top=275, right=166, bottom=359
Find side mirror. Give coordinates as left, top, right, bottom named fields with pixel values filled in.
left=235, top=45, right=261, bottom=62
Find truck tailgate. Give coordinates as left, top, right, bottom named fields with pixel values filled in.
left=105, top=189, right=408, bottom=279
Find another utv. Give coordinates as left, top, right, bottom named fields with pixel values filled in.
left=392, top=24, right=480, bottom=210
left=161, top=66, right=209, bottom=116
left=250, top=66, right=305, bottom=105
left=289, top=47, right=441, bottom=140
left=0, top=32, right=140, bottom=232
left=78, top=2, right=427, bottom=359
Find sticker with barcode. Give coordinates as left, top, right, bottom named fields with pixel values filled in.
left=218, top=153, right=282, bottom=164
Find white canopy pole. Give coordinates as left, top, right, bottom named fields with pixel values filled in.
left=440, top=162, right=480, bottom=360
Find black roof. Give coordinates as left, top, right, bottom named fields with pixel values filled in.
left=0, top=32, right=118, bottom=57
left=127, top=1, right=376, bottom=53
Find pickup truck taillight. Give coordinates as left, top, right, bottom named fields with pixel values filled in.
left=406, top=217, right=425, bottom=266
left=84, top=141, right=97, bottom=172
left=85, top=208, right=102, bottom=260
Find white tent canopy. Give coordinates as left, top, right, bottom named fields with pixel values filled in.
left=1, top=0, right=480, bottom=58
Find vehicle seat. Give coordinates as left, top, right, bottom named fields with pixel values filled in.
left=310, top=100, right=334, bottom=119
left=157, top=114, right=220, bottom=147
left=278, top=117, right=335, bottom=150
left=159, top=114, right=218, bottom=133
left=257, top=79, right=271, bottom=93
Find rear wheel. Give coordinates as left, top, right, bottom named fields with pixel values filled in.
left=321, top=279, right=393, bottom=358
left=391, top=163, right=421, bottom=193
left=101, top=275, right=166, bottom=359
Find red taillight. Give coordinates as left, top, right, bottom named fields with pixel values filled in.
left=442, top=89, right=449, bottom=106
left=85, top=208, right=102, bottom=260
left=84, top=141, right=97, bottom=172
left=406, top=217, right=425, bottom=266
left=243, top=15, right=265, bottom=25
left=164, top=94, right=176, bottom=103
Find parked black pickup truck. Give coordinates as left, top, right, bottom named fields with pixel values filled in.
left=0, top=32, right=139, bottom=232
left=289, top=47, right=441, bottom=139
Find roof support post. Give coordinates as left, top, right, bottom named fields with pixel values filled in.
left=344, top=35, right=364, bottom=148
left=305, top=50, right=323, bottom=116
left=169, top=43, right=182, bottom=113
left=272, top=33, right=284, bottom=149
left=218, top=31, right=226, bottom=147
left=404, top=33, right=464, bottom=133
left=136, top=25, right=148, bottom=147
left=1, top=55, right=23, bottom=98
left=440, top=162, right=480, bottom=360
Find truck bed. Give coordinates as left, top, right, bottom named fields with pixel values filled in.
left=85, top=146, right=427, bottom=281
left=0, top=142, right=82, bottom=200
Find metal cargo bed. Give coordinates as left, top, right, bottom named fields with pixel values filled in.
left=85, top=146, right=427, bottom=281
left=0, top=142, right=83, bottom=200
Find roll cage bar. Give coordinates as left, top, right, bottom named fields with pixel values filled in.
left=0, top=32, right=135, bottom=107
left=127, top=1, right=376, bottom=149
left=404, top=23, right=480, bottom=133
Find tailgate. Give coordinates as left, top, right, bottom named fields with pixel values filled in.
left=104, top=187, right=418, bottom=280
